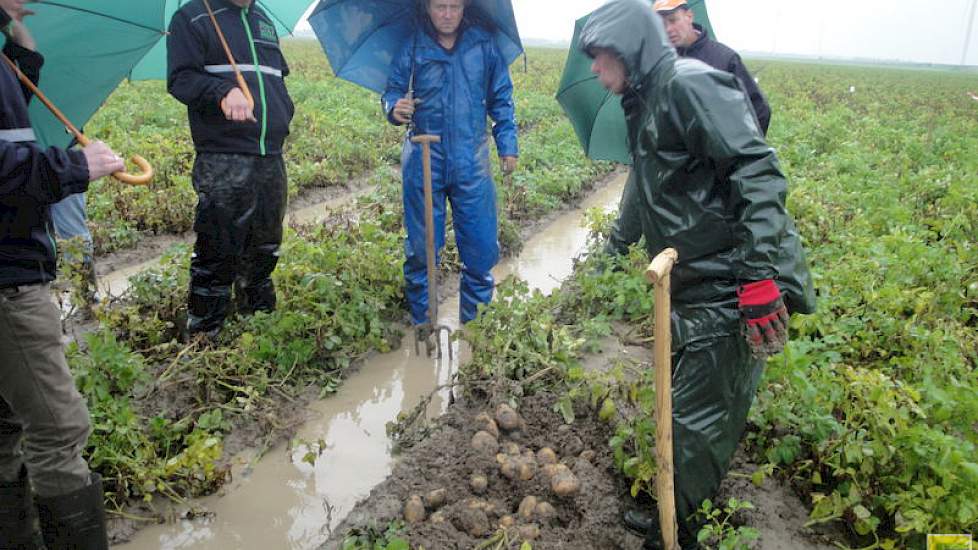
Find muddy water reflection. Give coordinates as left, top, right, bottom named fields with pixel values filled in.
left=115, top=173, right=626, bottom=550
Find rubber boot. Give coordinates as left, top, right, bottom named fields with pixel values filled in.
left=36, top=474, right=108, bottom=550
left=0, top=467, right=41, bottom=550
left=624, top=509, right=701, bottom=550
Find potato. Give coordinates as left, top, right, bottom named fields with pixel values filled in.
left=425, top=488, right=447, bottom=510
left=467, top=498, right=491, bottom=512
left=403, top=495, right=426, bottom=523
left=518, top=459, right=536, bottom=481
left=535, top=501, right=557, bottom=522
left=541, top=463, right=561, bottom=480
left=430, top=510, right=447, bottom=524
left=499, top=514, right=516, bottom=528
left=471, top=431, right=499, bottom=455
left=536, top=447, right=558, bottom=465
left=470, top=473, right=488, bottom=494
left=474, top=412, right=500, bottom=439
left=504, top=442, right=521, bottom=456
left=494, top=403, right=522, bottom=432
left=518, top=495, right=538, bottom=520
left=579, top=450, right=596, bottom=462
left=499, top=456, right=519, bottom=480
left=551, top=471, right=581, bottom=497
left=458, top=507, right=490, bottom=537
left=519, top=523, right=541, bottom=541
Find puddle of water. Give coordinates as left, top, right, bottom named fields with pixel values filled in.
left=492, top=179, right=626, bottom=295
left=114, top=173, right=626, bottom=550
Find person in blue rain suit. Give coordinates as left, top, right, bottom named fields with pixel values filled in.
left=383, top=0, right=518, bottom=334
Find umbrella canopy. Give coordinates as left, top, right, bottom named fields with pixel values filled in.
left=308, top=0, right=523, bottom=94
left=556, top=0, right=713, bottom=164
left=8, top=0, right=310, bottom=149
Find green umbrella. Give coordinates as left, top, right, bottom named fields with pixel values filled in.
left=4, top=0, right=312, bottom=150
left=556, top=0, right=713, bottom=164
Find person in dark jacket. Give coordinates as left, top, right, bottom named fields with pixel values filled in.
left=653, top=0, right=771, bottom=135
left=0, top=1, right=125, bottom=547
left=581, top=1, right=815, bottom=548
left=383, top=0, right=518, bottom=331
left=168, top=0, right=295, bottom=339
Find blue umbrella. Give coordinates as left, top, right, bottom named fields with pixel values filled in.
left=308, top=0, right=523, bottom=93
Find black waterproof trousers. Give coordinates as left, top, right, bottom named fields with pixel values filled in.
left=187, top=153, right=287, bottom=336
left=643, top=303, right=765, bottom=549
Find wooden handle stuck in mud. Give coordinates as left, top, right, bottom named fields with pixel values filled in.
left=646, top=247, right=679, bottom=550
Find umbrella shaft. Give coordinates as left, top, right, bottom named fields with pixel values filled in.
left=203, top=0, right=255, bottom=109
left=0, top=53, right=88, bottom=145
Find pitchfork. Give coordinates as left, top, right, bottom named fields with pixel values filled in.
left=410, top=134, right=453, bottom=360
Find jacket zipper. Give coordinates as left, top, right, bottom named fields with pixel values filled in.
left=241, top=6, right=268, bottom=156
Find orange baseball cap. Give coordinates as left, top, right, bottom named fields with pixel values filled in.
left=652, top=0, right=689, bottom=12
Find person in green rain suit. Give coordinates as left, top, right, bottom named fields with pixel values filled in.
left=579, top=0, right=816, bottom=547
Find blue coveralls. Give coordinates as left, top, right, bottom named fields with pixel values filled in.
left=382, top=25, right=518, bottom=325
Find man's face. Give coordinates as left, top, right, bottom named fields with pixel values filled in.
left=428, top=0, right=464, bottom=37
left=590, top=49, right=628, bottom=95
left=660, top=8, right=696, bottom=47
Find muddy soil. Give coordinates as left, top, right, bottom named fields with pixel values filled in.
left=325, top=330, right=840, bottom=550
left=715, top=454, right=839, bottom=550
left=324, top=392, right=645, bottom=550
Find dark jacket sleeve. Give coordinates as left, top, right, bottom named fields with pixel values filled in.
left=727, top=54, right=770, bottom=136
left=485, top=42, right=518, bottom=158
left=381, top=40, right=412, bottom=126
left=167, top=11, right=235, bottom=111
left=0, top=141, right=89, bottom=205
left=3, top=41, right=43, bottom=100
left=674, top=72, right=785, bottom=284
left=605, top=169, right=643, bottom=256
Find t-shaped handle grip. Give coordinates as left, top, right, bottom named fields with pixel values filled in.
left=410, top=135, right=441, bottom=145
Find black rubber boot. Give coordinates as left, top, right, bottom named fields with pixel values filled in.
left=624, top=509, right=701, bottom=550
left=0, top=467, right=41, bottom=550
left=36, top=474, right=108, bottom=550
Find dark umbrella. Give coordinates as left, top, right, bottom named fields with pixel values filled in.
left=556, top=0, right=714, bottom=164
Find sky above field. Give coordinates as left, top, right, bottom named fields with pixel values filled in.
left=297, top=0, right=978, bottom=66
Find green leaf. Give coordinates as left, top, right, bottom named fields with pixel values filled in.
left=598, top=398, right=617, bottom=423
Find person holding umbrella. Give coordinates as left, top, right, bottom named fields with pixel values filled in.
left=383, top=0, right=519, bottom=334
left=168, top=0, right=295, bottom=340
left=0, top=0, right=125, bottom=547
left=653, top=0, right=770, bottom=135
left=579, top=0, right=815, bottom=547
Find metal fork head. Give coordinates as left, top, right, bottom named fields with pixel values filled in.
left=413, top=323, right=454, bottom=359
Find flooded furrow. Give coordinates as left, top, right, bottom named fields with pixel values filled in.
left=115, top=173, right=627, bottom=550
left=99, top=186, right=374, bottom=299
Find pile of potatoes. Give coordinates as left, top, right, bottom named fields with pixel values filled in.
left=401, top=403, right=591, bottom=540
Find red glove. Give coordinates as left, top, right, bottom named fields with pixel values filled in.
left=738, top=280, right=789, bottom=358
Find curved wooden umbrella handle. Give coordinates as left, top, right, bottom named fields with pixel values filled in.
left=1, top=53, right=155, bottom=186
left=112, top=154, right=154, bottom=186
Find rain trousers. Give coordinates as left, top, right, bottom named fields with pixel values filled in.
left=581, top=0, right=816, bottom=543
left=382, top=23, right=518, bottom=324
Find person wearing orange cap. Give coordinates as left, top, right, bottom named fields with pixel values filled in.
left=653, top=0, right=771, bottom=135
